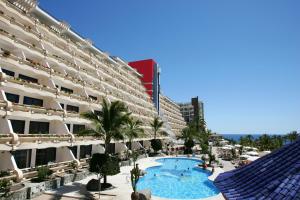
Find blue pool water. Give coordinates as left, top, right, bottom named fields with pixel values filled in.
left=137, top=158, right=220, bottom=199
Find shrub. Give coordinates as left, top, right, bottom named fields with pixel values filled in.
left=151, top=139, right=162, bottom=152
left=89, top=154, right=120, bottom=184
left=0, top=171, right=10, bottom=178
left=36, top=166, right=52, bottom=182
left=184, top=139, right=195, bottom=154
left=0, top=179, right=11, bottom=195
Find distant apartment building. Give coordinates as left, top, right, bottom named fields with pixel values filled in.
left=179, top=96, right=204, bottom=124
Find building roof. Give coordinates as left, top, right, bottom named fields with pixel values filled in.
left=214, top=138, right=300, bottom=200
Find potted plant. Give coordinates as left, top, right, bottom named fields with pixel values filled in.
left=86, top=154, right=120, bottom=192
left=31, top=166, right=53, bottom=183
left=130, top=164, right=140, bottom=200
left=201, top=155, right=208, bottom=170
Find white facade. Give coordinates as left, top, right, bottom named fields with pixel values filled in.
left=159, top=94, right=187, bottom=138
left=0, top=0, right=166, bottom=181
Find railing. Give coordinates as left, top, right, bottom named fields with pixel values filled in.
left=0, top=19, right=158, bottom=118
left=3, top=75, right=57, bottom=94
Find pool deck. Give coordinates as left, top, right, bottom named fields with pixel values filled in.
left=40, top=156, right=226, bottom=200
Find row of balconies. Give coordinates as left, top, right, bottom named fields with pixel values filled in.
left=0, top=51, right=156, bottom=118
left=0, top=15, right=150, bottom=107
left=162, top=107, right=184, bottom=122
left=160, top=98, right=183, bottom=115
left=160, top=96, right=181, bottom=109
left=2, top=0, right=144, bottom=88
left=0, top=75, right=152, bottom=128
left=160, top=106, right=186, bottom=124
left=0, top=4, right=159, bottom=123
left=0, top=5, right=143, bottom=89
left=160, top=100, right=185, bottom=118
left=160, top=98, right=183, bottom=117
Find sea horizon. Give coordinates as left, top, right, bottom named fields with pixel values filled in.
left=220, top=133, right=287, bottom=142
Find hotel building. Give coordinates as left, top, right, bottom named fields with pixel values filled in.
left=179, top=96, right=204, bottom=124
left=159, top=94, right=187, bottom=138
left=0, top=0, right=169, bottom=181
left=128, top=59, right=186, bottom=138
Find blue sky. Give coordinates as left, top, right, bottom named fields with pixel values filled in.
left=39, top=0, right=300, bottom=135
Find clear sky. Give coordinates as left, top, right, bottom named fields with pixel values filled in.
left=39, top=0, right=300, bottom=135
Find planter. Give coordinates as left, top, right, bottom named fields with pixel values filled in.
left=44, top=178, right=61, bottom=190
left=61, top=173, right=75, bottom=185
left=0, top=184, right=26, bottom=200
left=72, top=170, right=89, bottom=182
left=27, top=178, right=61, bottom=199
left=61, top=170, right=89, bottom=185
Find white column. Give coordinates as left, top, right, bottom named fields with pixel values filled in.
left=24, top=120, right=30, bottom=134
left=30, top=149, right=36, bottom=167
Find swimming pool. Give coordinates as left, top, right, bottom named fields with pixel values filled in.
left=136, top=157, right=220, bottom=199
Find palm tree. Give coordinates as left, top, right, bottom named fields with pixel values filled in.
left=270, top=135, right=284, bottom=150
left=285, top=131, right=299, bottom=143
left=150, top=116, right=164, bottom=139
left=124, top=118, right=144, bottom=150
left=240, top=135, right=254, bottom=146
left=178, top=124, right=197, bottom=154
left=80, top=99, right=130, bottom=154
left=257, top=134, right=272, bottom=151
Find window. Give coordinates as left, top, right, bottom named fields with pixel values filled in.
left=66, top=124, right=70, bottom=131
left=29, top=121, right=49, bottom=134
left=5, top=92, right=19, bottom=103
left=80, top=145, right=92, bottom=159
left=36, top=148, right=56, bottom=166
left=69, top=146, right=77, bottom=158
left=2, top=68, right=14, bottom=77
left=73, top=124, right=85, bottom=134
left=66, top=105, right=79, bottom=113
left=19, top=74, right=38, bottom=83
left=106, top=143, right=115, bottom=154
left=61, top=87, right=73, bottom=94
left=11, top=120, right=25, bottom=134
left=89, top=95, right=97, bottom=101
left=60, top=103, right=64, bottom=109
left=12, top=149, right=31, bottom=169
left=94, top=110, right=101, bottom=116
left=23, top=96, right=43, bottom=107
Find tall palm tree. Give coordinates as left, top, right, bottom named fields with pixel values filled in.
left=124, top=118, right=144, bottom=150
left=257, top=134, right=272, bottom=151
left=150, top=116, right=164, bottom=139
left=178, top=124, right=197, bottom=154
left=80, top=99, right=130, bottom=154
left=270, top=135, right=284, bottom=150
left=285, top=131, right=299, bottom=143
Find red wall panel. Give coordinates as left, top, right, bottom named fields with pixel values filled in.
left=128, top=59, right=156, bottom=99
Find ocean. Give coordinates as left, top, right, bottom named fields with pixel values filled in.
left=220, top=134, right=283, bottom=142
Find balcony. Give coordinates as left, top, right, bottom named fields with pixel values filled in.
left=1, top=74, right=57, bottom=94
